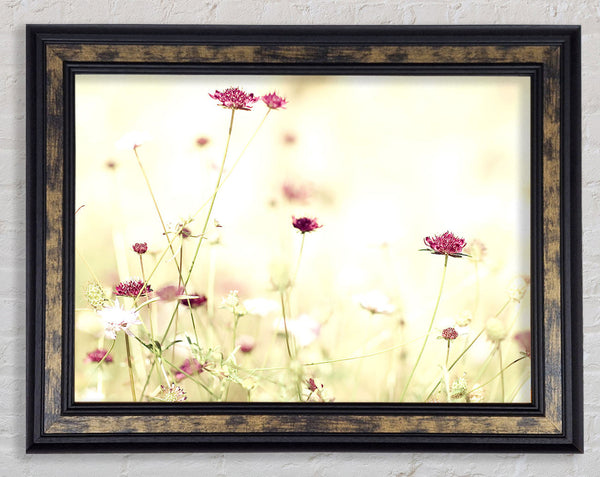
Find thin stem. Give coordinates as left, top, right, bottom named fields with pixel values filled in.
left=293, top=233, right=306, bottom=285
left=424, top=297, right=512, bottom=401
left=445, top=340, right=451, bottom=368
left=191, top=109, right=271, bottom=220
left=400, top=254, right=448, bottom=402
left=279, top=291, right=294, bottom=360
left=124, top=334, right=137, bottom=402
left=508, top=369, right=531, bottom=403
left=160, top=109, right=236, bottom=346
left=249, top=332, right=430, bottom=372
left=468, top=356, right=528, bottom=395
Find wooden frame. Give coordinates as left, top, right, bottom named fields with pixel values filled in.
left=26, top=25, right=582, bottom=452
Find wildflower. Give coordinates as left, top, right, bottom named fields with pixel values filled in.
left=115, top=131, right=150, bottom=150
left=455, top=310, right=472, bottom=327
left=156, top=383, right=188, bottom=402
left=174, top=358, right=206, bottom=382
left=114, top=278, right=152, bottom=297
left=156, top=285, right=184, bottom=302
left=514, top=330, right=531, bottom=357
left=196, top=136, right=209, bottom=147
left=450, top=377, right=469, bottom=401
left=467, top=385, right=484, bottom=403
left=84, top=348, right=113, bottom=364
left=303, top=377, right=335, bottom=402
left=292, top=216, right=323, bottom=234
left=209, top=87, right=259, bottom=111
left=97, top=298, right=142, bottom=340
left=354, top=290, right=395, bottom=315
left=441, top=327, right=459, bottom=340
left=422, top=231, right=467, bottom=257
left=262, top=92, right=287, bottom=110
left=485, top=317, right=507, bottom=342
left=506, top=275, right=530, bottom=302
left=466, top=238, right=487, bottom=262
left=282, top=181, right=309, bottom=203
left=180, top=293, right=208, bottom=308
left=243, top=298, right=280, bottom=317
left=85, top=282, right=108, bottom=310
left=274, top=314, right=320, bottom=347
left=105, top=159, right=117, bottom=169
left=236, top=335, right=256, bottom=353
left=283, top=132, right=296, bottom=144
left=437, top=317, right=470, bottom=338
left=132, top=242, right=148, bottom=254
left=220, top=290, right=247, bottom=317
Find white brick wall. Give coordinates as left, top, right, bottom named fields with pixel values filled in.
left=2, top=1, right=596, bottom=474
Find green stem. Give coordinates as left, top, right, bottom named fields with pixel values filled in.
left=293, top=233, right=306, bottom=285
left=445, top=340, right=451, bottom=368
left=279, top=291, right=294, bottom=360
left=400, top=254, right=448, bottom=402
left=424, top=297, right=512, bottom=401
left=124, top=334, right=137, bottom=402
left=160, top=109, right=236, bottom=346
left=468, top=356, right=528, bottom=395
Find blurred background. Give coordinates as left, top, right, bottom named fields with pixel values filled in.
left=74, top=74, right=531, bottom=403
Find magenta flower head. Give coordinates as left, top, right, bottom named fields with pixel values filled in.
left=441, top=327, right=459, bottom=341
left=209, top=87, right=259, bottom=111
left=262, top=92, right=287, bottom=110
left=115, top=278, right=152, bottom=297
left=180, top=293, right=208, bottom=308
left=85, top=348, right=113, bottom=364
left=422, top=231, right=467, bottom=258
left=292, top=216, right=323, bottom=234
left=196, top=136, right=209, bottom=147
left=174, top=358, right=206, bottom=382
left=132, top=242, right=148, bottom=254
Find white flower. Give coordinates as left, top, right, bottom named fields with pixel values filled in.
left=115, top=131, right=150, bottom=150
left=97, top=298, right=142, bottom=340
left=220, top=290, right=247, bottom=317
left=485, top=317, right=507, bottom=342
left=354, top=290, right=395, bottom=315
left=506, top=275, right=530, bottom=302
left=243, top=298, right=280, bottom=317
left=274, top=314, right=321, bottom=347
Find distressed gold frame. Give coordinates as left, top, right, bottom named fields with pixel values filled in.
left=26, top=25, right=582, bottom=452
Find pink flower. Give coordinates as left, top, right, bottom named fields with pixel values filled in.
left=441, top=327, right=459, bottom=340
left=196, top=136, right=209, bottom=147
left=180, top=294, right=207, bottom=308
left=422, top=231, right=467, bottom=257
left=292, top=216, right=322, bottom=234
left=209, top=87, right=259, bottom=111
left=132, top=242, right=148, bottom=254
left=282, top=182, right=309, bottom=203
left=156, top=285, right=184, bottom=302
left=514, top=330, right=531, bottom=357
left=114, top=278, right=152, bottom=297
left=262, top=92, right=287, bottom=110
left=236, top=335, right=256, bottom=353
left=85, top=348, right=113, bottom=364
left=174, top=358, right=206, bottom=382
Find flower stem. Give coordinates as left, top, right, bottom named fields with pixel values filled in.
left=293, top=233, right=306, bottom=285
left=279, top=291, right=294, bottom=360
left=423, top=297, right=512, bottom=401
left=160, top=109, right=236, bottom=346
left=124, top=334, right=137, bottom=402
left=400, top=254, right=448, bottom=402
left=445, top=340, right=451, bottom=368
left=468, top=355, right=528, bottom=395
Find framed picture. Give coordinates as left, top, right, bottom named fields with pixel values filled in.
left=26, top=25, right=582, bottom=452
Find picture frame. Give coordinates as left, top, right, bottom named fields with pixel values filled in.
left=26, top=25, right=582, bottom=453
